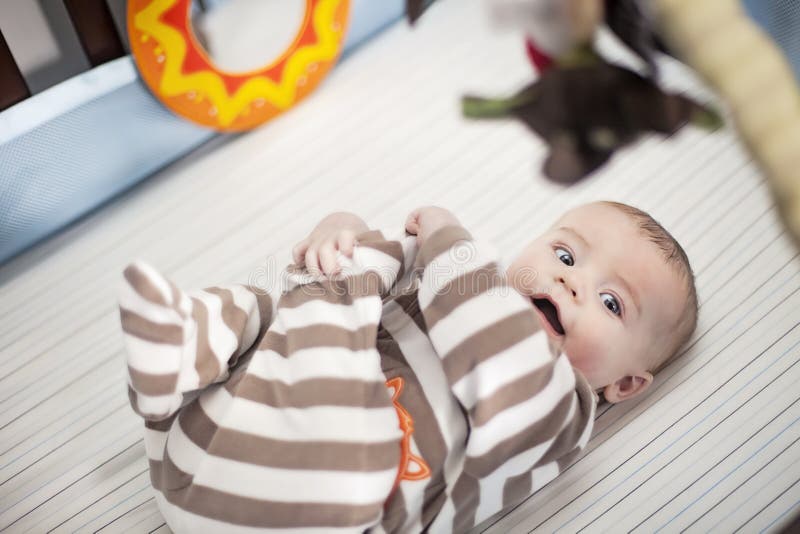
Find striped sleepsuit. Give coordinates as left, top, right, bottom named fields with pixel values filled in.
left=118, top=224, right=598, bottom=533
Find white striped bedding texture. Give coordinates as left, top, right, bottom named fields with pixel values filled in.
left=1, top=0, right=798, bottom=532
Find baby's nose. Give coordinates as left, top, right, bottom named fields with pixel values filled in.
left=558, top=276, right=578, bottom=298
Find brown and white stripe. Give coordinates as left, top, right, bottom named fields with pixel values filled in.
left=119, top=230, right=415, bottom=532
left=410, top=225, right=597, bottom=531
left=119, top=225, right=596, bottom=533
left=378, top=295, right=469, bottom=532
left=120, top=260, right=272, bottom=422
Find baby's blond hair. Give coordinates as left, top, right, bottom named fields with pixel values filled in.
left=598, top=201, right=698, bottom=374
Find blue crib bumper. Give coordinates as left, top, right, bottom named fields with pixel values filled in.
left=0, top=0, right=404, bottom=266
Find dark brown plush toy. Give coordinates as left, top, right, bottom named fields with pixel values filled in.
left=405, top=0, right=723, bottom=184
left=462, top=53, right=722, bottom=183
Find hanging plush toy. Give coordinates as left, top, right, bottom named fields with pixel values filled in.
left=407, top=0, right=800, bottom=249
left=462, top=57, right=721, bottom=183
left=406, top=0, right=722, bottom=184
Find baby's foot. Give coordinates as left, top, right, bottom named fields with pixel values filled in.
left=120, top=260, right=192, bottom=328
left=118, top=260, right=192, bottom=419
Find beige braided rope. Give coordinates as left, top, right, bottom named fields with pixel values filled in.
left=654, top=0, right=800, bottom=247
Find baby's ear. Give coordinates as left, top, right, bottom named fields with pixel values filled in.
left=603, top=371, right=653, bottom=403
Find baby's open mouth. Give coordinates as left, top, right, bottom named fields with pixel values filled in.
left=531, top=296, right=565, bottom=335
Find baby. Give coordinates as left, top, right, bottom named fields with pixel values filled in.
left=501, top=201, right=698, bottom=401
left=297, top=201, right=697, bottom=400
left=118, top=200, right=696, bottom=533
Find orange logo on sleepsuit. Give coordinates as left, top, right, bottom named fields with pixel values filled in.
left=386, top=376, right=431, bottom=490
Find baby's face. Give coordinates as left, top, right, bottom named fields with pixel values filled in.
left=505, top=203, right=685, bottom=395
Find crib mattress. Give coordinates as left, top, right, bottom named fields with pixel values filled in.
left=1, top=0, right=799, bottom=532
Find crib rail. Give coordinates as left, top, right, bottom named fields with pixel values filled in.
left=0, top=0, right=129, bottom=112
left=0, top=28, right=29, bottom=110
left=64, top=0, right=125, bottom=67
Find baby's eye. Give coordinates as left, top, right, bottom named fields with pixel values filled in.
left=555, top=247, right=574, bottom=266
left=601, top=292, right=621, bottom=316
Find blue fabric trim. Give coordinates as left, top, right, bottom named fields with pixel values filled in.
left=0, top=0, right=404, bottom=265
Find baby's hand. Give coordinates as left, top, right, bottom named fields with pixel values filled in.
left=405, top=206, right=462, bottom=247
left=292, top=212, right=369, bottom=276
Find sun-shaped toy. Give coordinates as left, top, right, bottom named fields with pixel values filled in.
left=128, top=0, right=350, bottom=131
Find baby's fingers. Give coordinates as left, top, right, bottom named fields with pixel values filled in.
left=405, top=210, right=420, bottom=235
left=337, top=230, right=357, bottom=257
left=304, top=247, right=322, bottom=276
left=318, top=240, right=340, bottom=276
left=292, top=238, right=310, bottom=265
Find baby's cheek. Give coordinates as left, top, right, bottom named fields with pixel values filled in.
left=563, top=329, right=606, bottom=374
left=507, top=262, right=539, bottom=294
left=562, top=338, right=592, bottom=371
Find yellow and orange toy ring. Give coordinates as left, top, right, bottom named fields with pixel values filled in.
left=128, top=0, right=350, bottom=131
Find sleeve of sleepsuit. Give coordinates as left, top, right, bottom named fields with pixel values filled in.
left=413, top=224, right=596, bottom=481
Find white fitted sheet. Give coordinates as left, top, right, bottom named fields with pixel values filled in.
left=1, top=0, right=798, bottom=532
